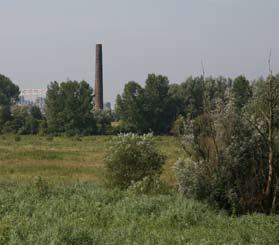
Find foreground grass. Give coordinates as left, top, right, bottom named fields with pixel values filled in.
left=1, top=135, right=278, bottom=244
left=0, top=183, right=278, bottom=244
left=0, top=135, right=183, bottom=185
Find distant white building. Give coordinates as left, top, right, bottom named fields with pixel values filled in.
left=18, top=89, right=47, bottom=111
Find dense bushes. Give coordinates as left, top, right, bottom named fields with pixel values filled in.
left=104, top=134, right=165, bottom=189
left=1, top=105, right=45, bottom=135
left=173, top=107, right=270, bottom=214
left=173, top=75, right=279, bottom=214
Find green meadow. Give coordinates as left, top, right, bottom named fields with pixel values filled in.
left=0, top=135, right=278, bottom=244
left=0, top=135, right=182, bottom=185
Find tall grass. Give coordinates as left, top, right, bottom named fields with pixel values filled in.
left=0, top=183, right=278, bottom=244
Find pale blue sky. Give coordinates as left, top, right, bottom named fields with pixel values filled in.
left=1, top=0, right=279, bottom=103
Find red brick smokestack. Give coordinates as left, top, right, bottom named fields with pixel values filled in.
left=95, top=44, right=103, bottom=110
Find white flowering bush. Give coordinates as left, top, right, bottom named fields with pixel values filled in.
left=127, top=175, right=169, bottom=195
left=104, top=133, right=165, bottom=189
left=173, top=158, right=199, bottom=197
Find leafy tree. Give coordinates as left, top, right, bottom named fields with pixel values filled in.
left=45, top=81, right=64, bottom=133
left=115, top=74, right=177, bottom=134
left=3, top=105, right=43, bottom=134
left=144, top=74, right=174, bottom=134
left=115, top=81, right=146, bottom=133
left=94, top=110, right=113, bottom=135
left=115, top=95, right=124, bottom=120
left=0, top=74, right=20, bottom=129
left=116, top=75, right=231, bottom=134
left=168, top=76, right=230, bottom=119
left=30, top=106, right=43, bottom=120
left=0, top=74, right=19, bottom=106
left=169, top=77, right=204, bottom=118
left=45, top=80, right=95, bottom=135
left=232, top=75, right=252, bottom=110
left=244, top=75, right=279, bottom=213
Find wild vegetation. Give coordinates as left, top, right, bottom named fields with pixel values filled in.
left=1, top=183, right=279, bottom=244
left=173, top=74, right=279, bottom=214
left=1, top=71, right=279, bottom=242
left=0, top=136, right=278, bottom=244
left=0, top=73, right=257, bottom=136
left=104, top=134, right=165, bottom=189
left=0, top=75, right=114, bottom=135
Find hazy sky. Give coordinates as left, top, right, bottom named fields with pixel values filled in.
left=1, top=0, right=279, bottom=104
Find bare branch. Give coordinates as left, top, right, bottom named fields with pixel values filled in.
left=201, top=60, right=205, bottom=78
left=260, top=109, right=269, bottom=123
left=199, top=59, right=221, bottom=164
left=268, top=49, right=272, bottom=75
left=243, top=114, right=268, bottom=143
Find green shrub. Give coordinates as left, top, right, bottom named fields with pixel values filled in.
left=104, top=133, right=165, bottom=189
left=171, top=115, right=186, bottom=136
left=173, top=96, right=278, bottom=214
left=173, top=158, right=200, bottom=198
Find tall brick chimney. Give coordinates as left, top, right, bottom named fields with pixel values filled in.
left=95, top=44, right=103, bottom=110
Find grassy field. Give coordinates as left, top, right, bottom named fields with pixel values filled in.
left=0, top=135, right=279, bottom=244
left=0, top=135, right=183, bottom=185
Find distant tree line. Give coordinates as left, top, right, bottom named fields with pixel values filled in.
left=0, top=75, right=44, bottom=134
left=0, top=73, right=274, bottom=138
left=115, top=74, right=252, bottom=135
left=0, top=74, right=113, bottom=135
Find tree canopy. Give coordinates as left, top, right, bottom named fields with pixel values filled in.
left=45, top=80, right=96, bottom=135
left=116, top=74, right=177, bottom=134
left=0, top=74, right=20, bottom=129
